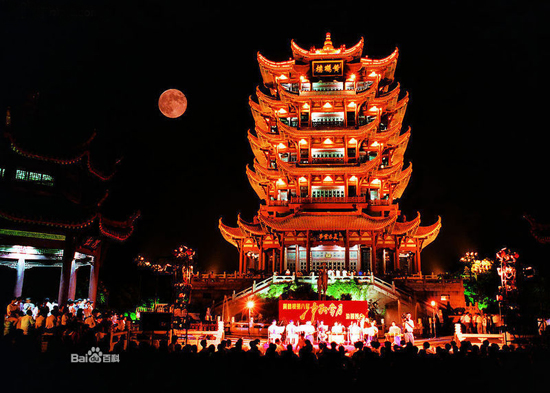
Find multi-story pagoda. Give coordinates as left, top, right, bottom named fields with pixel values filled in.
left=220, top=34, right=441, bottom=277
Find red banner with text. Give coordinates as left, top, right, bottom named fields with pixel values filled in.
left=279, top=300, right=370, bottom=326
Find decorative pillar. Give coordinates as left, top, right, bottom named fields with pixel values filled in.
left=88, top=242, right=105, bottom=305
left=68, top=259, right=77, bottom=301
left=295, top=245, right=300, bottom=274
left=306, top=230, right=311, bottom=273
left=371, top=233, right=377, bottom=275
left=239, top=242, right=245, bottom=275
left=344, top=230, right=350, bottom=271
left=58, top=236, right=76, bottom=306
left=259, top=240, right=265, bottom=273
left=279, top=235, right=285, bottom=274
left=14, top=257, right=25, bottom=298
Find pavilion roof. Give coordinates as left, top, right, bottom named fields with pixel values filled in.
left=290, top=33, right=365, bottom=62
left=259, top=211, right=397, bottom=232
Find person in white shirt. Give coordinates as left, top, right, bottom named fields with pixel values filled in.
left=388, top=321, right=402, bottom=346
left=403, top=313, right=415, bottom=345
left=285, top=321, right=298, bottom=347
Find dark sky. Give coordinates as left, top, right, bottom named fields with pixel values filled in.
left=1, top=1, right=550, bottom=281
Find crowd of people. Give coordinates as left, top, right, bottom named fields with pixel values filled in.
left=3, top=296, right=129, bottom=349
left=2, top=297, right=550, bottom=390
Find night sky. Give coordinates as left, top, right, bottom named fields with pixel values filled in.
left=2, top=1, right=550, bottom=295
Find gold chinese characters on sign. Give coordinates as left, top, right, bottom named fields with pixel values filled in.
left=312, top=60, right=344, bottom=77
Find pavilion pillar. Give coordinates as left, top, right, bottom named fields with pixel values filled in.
left=394, top=239, right=400, bottom=273
left=14, top=257, right=25, bottom=298
left=344, top=230, right=350, bottom=271
left=371, top=233, right=377, bottom=275
left=68, top=259, right=77, bottom=301
left=295, top=245, right=300, bottom=274
left=259, top=241, right=265, bottom=273
left=88, top=243, right=105, bottom=305
left=279, top=236, right=285, bottom=274
left=239, top=243, right=245, bottom=275
left=413, top=240, right=422, bottom=273
left=306, top=230, right=311, bottom=273
left=58, top=236, right=76, bottom=306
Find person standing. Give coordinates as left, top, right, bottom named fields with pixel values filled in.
left=403, top=313, right=415, bottom=345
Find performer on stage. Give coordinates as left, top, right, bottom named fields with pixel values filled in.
left=388, top=321, right=402, bottom=346
left=317, top=321, right=328, bottom=343
left=285, top=320, right=298, bottom=347
left=363, top=321, right=374, bottom=346
left=268, top=320, right=283, bottom=343
left=330, top=322, right=345, bottom=345
left=403, top=313, right=415, bottom=345
left=348, top=321, right=362, bottom=344
left=302, top=321, right=315, bottom=342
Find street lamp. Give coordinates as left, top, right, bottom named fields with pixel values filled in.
left=247, top=300, right=255, bottom=335
left=431, top=300, right=437, bottom=338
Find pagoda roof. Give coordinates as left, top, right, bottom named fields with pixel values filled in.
left=392, top=213, right=421, bottom=236
left=219, top=218, right=245, bottom=247
left=277, top=114, right=378, bottom=141
left=248, top=131, right=269, bottom=166
left=276, top=153, right=381, bottom=177
left=291, top=33, right=365, bottom=62
left=259, top=211, right=397, bottom=232
left=246, top=165, right=268, bottom=200
left=414, top=216, right=442, bottom=250
left=391, top=163, right=413, bottom=199
left=257, top=52, right=295, bottom=72
left=237, top=214, right=267, bottom=236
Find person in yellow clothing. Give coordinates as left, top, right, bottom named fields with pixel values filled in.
left=20, top=309, right=35, bottom=335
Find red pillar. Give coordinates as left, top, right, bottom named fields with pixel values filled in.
left=345, top=230, right=350, bottom=271
left=371, top=233, right=377, bottom=275
left=306, top=230, right=311, bottom=273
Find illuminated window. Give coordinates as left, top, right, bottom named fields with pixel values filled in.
left=15, top=169, right=54, bottom=186
left=0, top=168, right=4, bottom=178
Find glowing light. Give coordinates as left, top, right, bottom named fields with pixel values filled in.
left=302, top=103, right=310, bottom=109
left=349, top=175, right=357, bottom=182
left=323, top=138, right=333, bottom=144
left=299, top=176, right=307, bottom=183
left=247, top=300, right=255, bottom=309
left=349, top=74, right=356, bottom=81
left=323, top=102, right=332, bottom=109
left=279, top=74, right=288, bottom=80
left=371, top=178, right=381, bottom=185
left=276, top=178, right=286, bottom=187
left=347, top=102, right=356, bottom=108
left=299, top=139, right=308, bottom=145
left=369, top=106, right=378, bottom=112
left=300, top=75, right=308, bottom=82
left=431, top=300, right=436, bottom=307
left=277, top=143, right=287, bottom=149
left=278, top=108, right=287, bottom=115
left=369, top=71, right=378, bottom=77
left=323, top=176, right=333, bottom=182
left=348, top=138, right=357, bottom=145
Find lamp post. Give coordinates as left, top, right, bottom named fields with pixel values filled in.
left=247, top=300, right=254, bottom=335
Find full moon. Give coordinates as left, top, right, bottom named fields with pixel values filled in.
left=158, top=89, right=187, bottom=118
